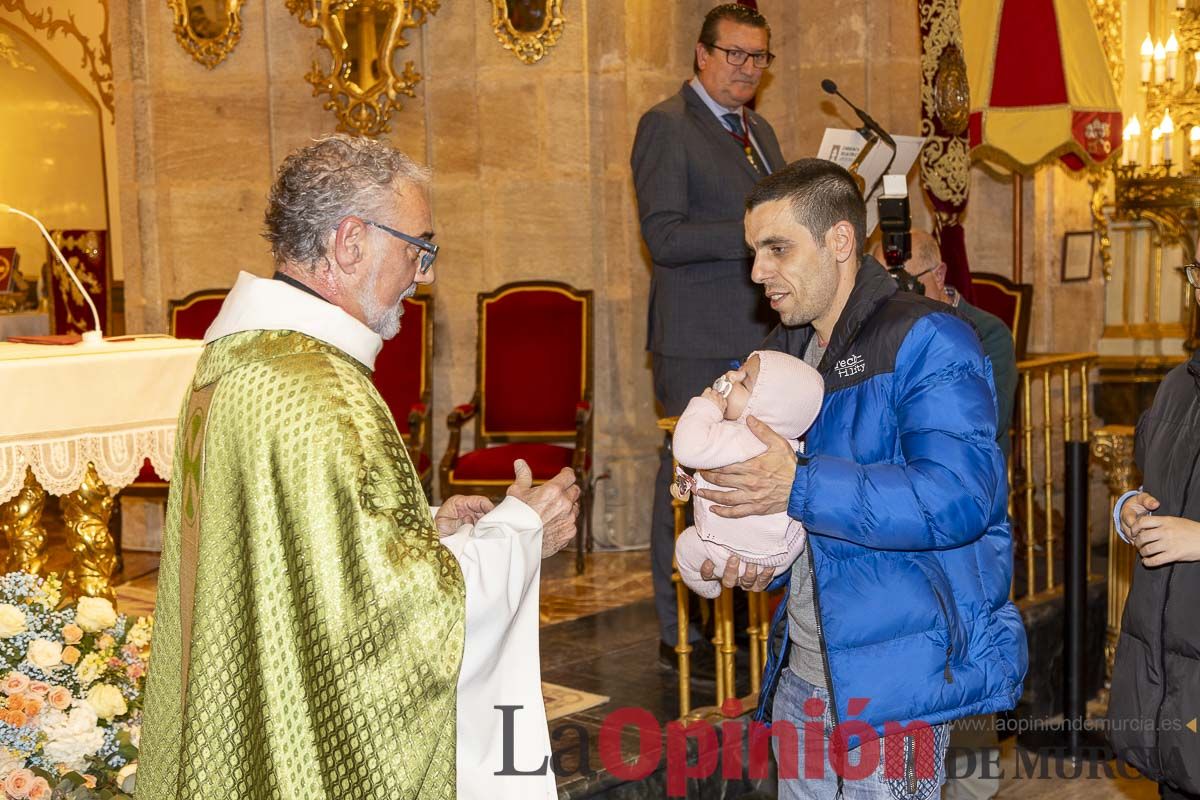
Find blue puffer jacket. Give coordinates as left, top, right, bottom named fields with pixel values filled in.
left=759, top=258, right=1027, bottom=740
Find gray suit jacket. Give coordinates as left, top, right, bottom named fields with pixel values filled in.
left=631, top=82, right=786, bottom=359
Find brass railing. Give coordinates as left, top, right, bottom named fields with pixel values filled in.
left=1090, top=425, right=1140, bottom=679
left=1010, top=353, right=1098, bottom=602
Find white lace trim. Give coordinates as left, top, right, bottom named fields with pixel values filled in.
left=0, top=426, right=177, bottom=503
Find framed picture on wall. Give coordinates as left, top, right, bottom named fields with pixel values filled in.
left=1061, top=231, right=1095, bottom=282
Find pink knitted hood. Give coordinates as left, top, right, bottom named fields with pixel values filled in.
left=739, top=350, right=824, bottom=440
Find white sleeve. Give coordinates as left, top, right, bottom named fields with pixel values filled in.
left=440, top=497, right=557, bottom=800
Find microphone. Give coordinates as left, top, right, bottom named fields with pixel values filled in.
left=1, top=204, right=105, bottom=346
left=820, top=79, right=895, bottom=147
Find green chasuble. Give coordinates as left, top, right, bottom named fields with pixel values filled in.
left=137, top=329, right=465, bottom=799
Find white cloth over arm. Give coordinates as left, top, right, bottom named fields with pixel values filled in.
left=439, top=497, right=557, bottom=800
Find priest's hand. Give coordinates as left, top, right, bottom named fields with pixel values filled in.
left=506, top=459, right=581, bottom=558
left=434, top=494, right=496, bottom=537
left=695, top=416, right=797, bottom=518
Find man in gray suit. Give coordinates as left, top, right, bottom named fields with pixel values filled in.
left=631, top=3, right=786, bottom=678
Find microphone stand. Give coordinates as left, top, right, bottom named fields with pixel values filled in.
left=1, top=204, right=105, bottom=346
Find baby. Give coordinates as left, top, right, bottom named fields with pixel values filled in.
left=672, top=350, right=823, bottom=598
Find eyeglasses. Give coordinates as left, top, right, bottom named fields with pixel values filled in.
left=704, top=43, right=776, bottom=69
left=364, top=220, right=438, bottom=274
left=1184, top=262, right=1200, bottom=289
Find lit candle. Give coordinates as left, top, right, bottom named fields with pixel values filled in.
left=1125, top=115, right=1142, bottom=165
left=1163, top=110, right=1176, bottom=162
left=1167, top=33, right=1180, bottom=81
left=1155, top=40, right=1167, bottom=84
left=1193, top=51, right=1200, bottom=86
left=1142, top=35, right=1155, bottom=82
left=1152, top=126, right=1163, bottom=165
left=1190, top=127, right=1200, bottom=160
left=1179, top=0, right=1187, bottom=10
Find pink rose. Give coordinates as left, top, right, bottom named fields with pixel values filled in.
left=126, top=663, right=145, bottom=680
left=26, top=777, right=50, bottom=800
left=26, top=681, right=49, bottom=697
left=2, top=672, right=29, bottom=696
left=4, top=768, right=34, bottom=798
left=46, top=686, right=71, bottom=711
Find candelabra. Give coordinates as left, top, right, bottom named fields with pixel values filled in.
left=1107, top=2, right=1200, bottom=352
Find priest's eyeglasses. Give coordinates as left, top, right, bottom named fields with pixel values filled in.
left=1184, top=262, right=1200, bottom=289
left=705, top=43, right=776, bottom=69
left=365, top=220, right=438, bottom=274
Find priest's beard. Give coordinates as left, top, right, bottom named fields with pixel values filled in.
left=359, top=273, right=416, bottom=340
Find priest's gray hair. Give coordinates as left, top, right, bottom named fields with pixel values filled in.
left=263, top=134, right=431, bottom=270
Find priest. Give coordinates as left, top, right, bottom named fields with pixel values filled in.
left=137, top=135, right=578, bottom=800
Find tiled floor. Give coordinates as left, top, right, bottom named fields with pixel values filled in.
left=15, top=519, right=1175, bottom=798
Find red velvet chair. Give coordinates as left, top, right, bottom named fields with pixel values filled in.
left=971, top=272, right=1033, bottom=360
left=440, top=281, right=595, bottom=573
left=169, top=288, right=230, bottom=340
left=47, top=230, right=110, bottom=336
left=373, top=293, right=434, bottom=498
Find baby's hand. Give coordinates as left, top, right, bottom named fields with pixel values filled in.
left=701, top=387, right=727, bottom=411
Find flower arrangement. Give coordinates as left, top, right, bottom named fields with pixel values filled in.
left=0, top=573, right=151, bottom=799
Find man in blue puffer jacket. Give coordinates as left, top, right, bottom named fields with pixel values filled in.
left=694, top=159, right=1027, bottom=799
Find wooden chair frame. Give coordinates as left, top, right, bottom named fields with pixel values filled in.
left=972, top=272, right=1033, bottom=360
left=396, top=292, right=434, bottom=498
left=167, top=288, right=230, bottom=339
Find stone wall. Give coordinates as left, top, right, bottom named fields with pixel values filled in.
left=107, top=0, right=1103, bottom=548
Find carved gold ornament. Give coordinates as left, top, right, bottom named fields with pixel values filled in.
left=60, top=462, right=117, bottom=602
left=0, top=0, right=113, bottom=117
left=489, top=0, right=564, bottom=64
left=287, top=0, right=439, bottom=137
left=919, top=0, right=970, bottom=208
left=167, top=0, right=245, bottom=69
left=933, top=46, right=969, bottom=136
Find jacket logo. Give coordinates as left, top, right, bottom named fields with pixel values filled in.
left=835, top=354, right=866, bottom=378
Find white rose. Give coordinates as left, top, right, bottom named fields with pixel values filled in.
left=26, top=639, right=62, bottom=670
left=85, top=684, right=127, bottom=720
left=116, top=763, right=137, bottom=794
left=75, top=597, right=117, bottom=633
left=0, top=605, right=26, bottom=639
left=42, top=703, right=104, bottom=772
left=0, top=746, right=22, bottom=777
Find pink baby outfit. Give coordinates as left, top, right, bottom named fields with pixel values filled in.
left=672, top=350, right=823, bottom=598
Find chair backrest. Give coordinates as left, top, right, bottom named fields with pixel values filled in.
left=168, top=289, right=230, bottom=340
left=476, top=281, right=593, bottom=442
left=0, top=247, right=16, bottom=293
left=971, top=271, right=1033, bottom=360
left=373, top=293, right=433, bottom=437
left=47, top=230, right=110, bottom=336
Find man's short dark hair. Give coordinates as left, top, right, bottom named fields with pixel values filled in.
left=693, top=4, right=770, bottom=73
left=746, top=159, right=867, bottom=257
